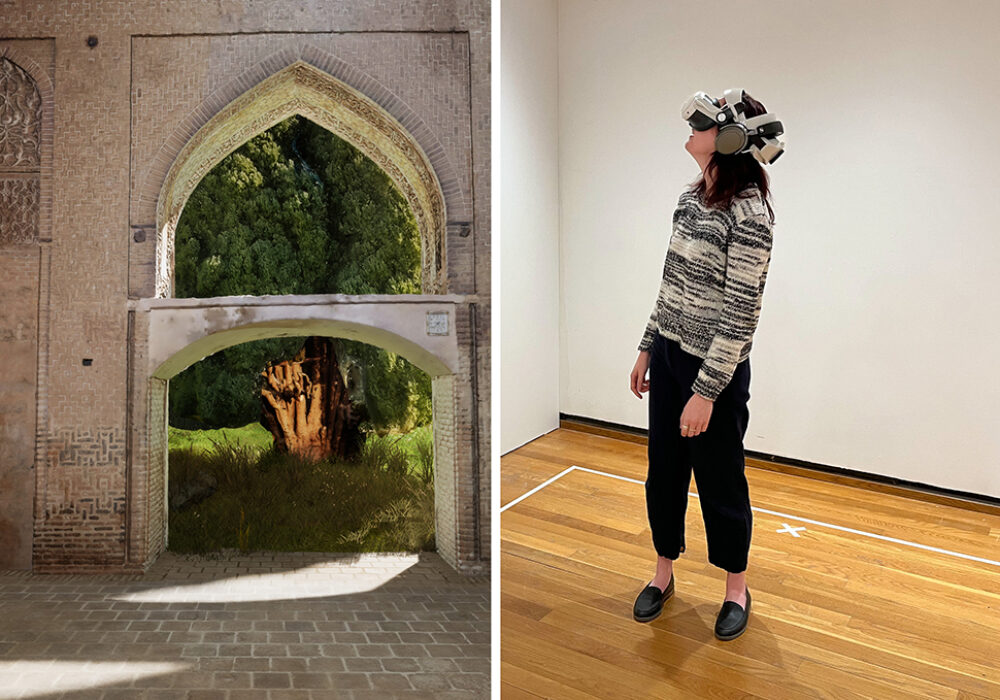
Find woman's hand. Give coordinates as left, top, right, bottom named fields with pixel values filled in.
left=630, top=351, right=651, bottom=398
left=632, top=352, right=714, bottom=436
left=681, top=393, right=713, bottom=437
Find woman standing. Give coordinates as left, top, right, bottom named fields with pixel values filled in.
left=628, top=90, right=783, bottom=641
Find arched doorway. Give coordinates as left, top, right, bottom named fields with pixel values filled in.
left=125, top=58, right=483, bottom=575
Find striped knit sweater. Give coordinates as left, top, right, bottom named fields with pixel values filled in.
left=638, top=182, right=773, bottom=401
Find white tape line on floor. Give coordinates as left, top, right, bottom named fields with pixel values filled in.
left=501, top=465, right=1000, bottom=568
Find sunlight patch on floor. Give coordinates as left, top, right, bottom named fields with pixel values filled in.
left=110, top=555, right=421, bottom=602
left=0, top=661, right=190, bottom=699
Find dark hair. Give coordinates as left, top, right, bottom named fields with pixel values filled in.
left=690, top=91, right=775, bottom=225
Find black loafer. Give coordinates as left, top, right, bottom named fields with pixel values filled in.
left=714, top=587, right=751, bottom=640
left=632, top=573, right=674, bottom=622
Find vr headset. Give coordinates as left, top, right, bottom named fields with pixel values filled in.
left=682, top=88, right=785, bottom=165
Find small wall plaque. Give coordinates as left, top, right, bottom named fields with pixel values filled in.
left=426, top=311, right=449, bottom=336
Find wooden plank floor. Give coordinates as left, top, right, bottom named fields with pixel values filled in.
left=500, top=427, right=1000, bottom=699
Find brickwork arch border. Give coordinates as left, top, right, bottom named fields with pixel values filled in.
left=140, top=51, right=468, bottom=298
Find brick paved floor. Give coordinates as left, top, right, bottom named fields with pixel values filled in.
left=0, top=550, right=491, bottom=699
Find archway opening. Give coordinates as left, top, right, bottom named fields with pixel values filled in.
left=166, top=334, right=436, bottom=556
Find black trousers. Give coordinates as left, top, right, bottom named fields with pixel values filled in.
left=645, top=332, right=753, bottom=574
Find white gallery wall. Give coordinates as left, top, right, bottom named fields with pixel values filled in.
left=501, top=0, right=1000, bottom=500
left=500, top=0, right=561, bottom=453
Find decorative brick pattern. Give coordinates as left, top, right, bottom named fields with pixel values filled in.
left=47, top=426, right=125, bottom=471
left=33, top=426, right=128, bottom=572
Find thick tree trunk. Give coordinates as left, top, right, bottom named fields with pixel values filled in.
left=260, top=336, right=367, bottom=461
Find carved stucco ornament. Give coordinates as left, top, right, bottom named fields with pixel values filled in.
left=0, top=57, right=41, bottom=168
left=0, top=57, right=41, bottom=245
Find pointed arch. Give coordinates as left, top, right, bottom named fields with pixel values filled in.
left=154, top=60, right=449, bottom=298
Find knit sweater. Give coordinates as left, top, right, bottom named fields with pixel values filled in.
left=638, top=182, right=773, bottom=401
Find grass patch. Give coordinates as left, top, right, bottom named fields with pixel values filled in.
left=167, top=424, right=435, bottom=555
left=168, top=422, right=275, bottom=453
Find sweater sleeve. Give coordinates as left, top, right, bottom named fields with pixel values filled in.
left=691, top=207, right=773, bottom=401
left=637, top=293, right=659, bottom=352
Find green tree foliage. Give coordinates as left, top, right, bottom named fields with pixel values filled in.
left=169, top=115, right=431, bottom=432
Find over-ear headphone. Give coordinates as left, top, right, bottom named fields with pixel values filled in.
left=681, top=88, right=785, bottom=164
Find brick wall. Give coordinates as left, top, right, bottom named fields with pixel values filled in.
left=0, top=0, right=491, bottom=575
